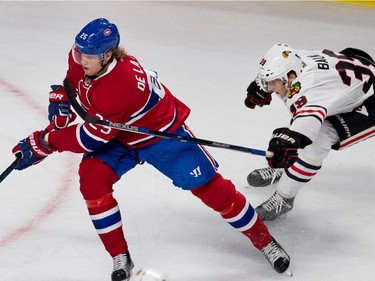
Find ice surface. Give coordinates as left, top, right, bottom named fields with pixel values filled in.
left=0, top=1, right=374, bottom=280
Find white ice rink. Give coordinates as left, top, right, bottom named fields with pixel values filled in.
left=0, top=1, right=375, bottom=281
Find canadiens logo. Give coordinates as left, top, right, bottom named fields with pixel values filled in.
left=103, top=28, right=112, bottom=36
left=288, top=81, right=301, bottom=98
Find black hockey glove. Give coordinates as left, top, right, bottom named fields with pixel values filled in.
left=267, top=127, right=312, bottom=168
left=244, top=80, right=272, bottom=109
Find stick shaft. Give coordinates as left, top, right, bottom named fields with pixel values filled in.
left=63, top=78, right=269, bottom=157
left=0, top=153, right=21, bottom=183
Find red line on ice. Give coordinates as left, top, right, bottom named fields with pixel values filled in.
left=0, top=78, right=74, bottom=246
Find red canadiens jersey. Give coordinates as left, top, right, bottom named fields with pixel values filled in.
left=48, top=51, right=191, bottom=153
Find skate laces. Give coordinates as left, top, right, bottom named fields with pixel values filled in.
left=259, top=168, right=282, bottom=184
left=261, top=240, right=286, bottom=263
left=263, top=192, right=291, bottom=213
left=113, top=253, right=129, bottom=271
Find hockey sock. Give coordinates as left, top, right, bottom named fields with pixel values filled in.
left=191, top=173, right=271, bottom=249
left=278, top=155, right=322, bottom=198
left=220, top=191, right=272, bottom=249
left=79, top=157, right=128, bottom=256
left=191, top=173, right=236, bottom=212
left=86, top=194, right=128, bottom=256
left=241, top=216, right=272, bottom=249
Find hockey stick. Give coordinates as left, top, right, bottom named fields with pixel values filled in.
left=0, top=153, right=22, bottom=183
left=63, top=78, right=272, bottom=157
left=0, top=123, right=56, bottom=184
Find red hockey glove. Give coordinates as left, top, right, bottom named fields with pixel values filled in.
left=244, top=80, right=272, bottom=109
left=267, top=128, right=312, bottom=168
left=12, top=131, right=54, bottom=170
left=48, top=85, right=77, bottom=129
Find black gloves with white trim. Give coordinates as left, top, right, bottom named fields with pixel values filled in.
left=267, top=128, right=312, bottom=168
left=244, top=80, right=272, bottom=109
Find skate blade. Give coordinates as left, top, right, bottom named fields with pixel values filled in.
left=284, top=266, right=293, bottom=277
left=275, top=213, right=287, bottom=221
left=262, top=214, right=288, bottom=225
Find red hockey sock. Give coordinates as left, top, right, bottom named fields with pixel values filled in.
left=221, top=191, right=272, bottom=249
left=86, top=195, right=128, bottom=256
left=79, top=157, right=128, bottom=256
left=192, top=173, right=272, bottom=249
left=242, top=216, right=272, bottom=249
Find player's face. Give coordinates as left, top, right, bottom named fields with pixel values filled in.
left=80, top=55, right=102, bottom=76
left=267, top=79, right=288, bottom=98
left=267, top=72, right=297, bottom=98
left=72, top=46, right=112, bottom=76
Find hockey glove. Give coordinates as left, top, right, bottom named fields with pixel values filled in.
left=12, top=131, right=54, bottom=170
left=48, top=85, right=76, bottom=129
left=267, top=127, right=312, bottom=168
left=244, top=80, right=272, bottom=109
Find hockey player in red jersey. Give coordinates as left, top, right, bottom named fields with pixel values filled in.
left=11, top=19, right=290, bottom=280
left=244, top=43, right=375, bottom=221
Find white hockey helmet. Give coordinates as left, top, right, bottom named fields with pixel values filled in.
left=256, top=43, right=304, bottom=92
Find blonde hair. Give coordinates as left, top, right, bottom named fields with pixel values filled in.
left=113, top=46, right=127, bottom=60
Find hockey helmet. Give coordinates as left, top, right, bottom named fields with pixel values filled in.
left=74, top=18, right=120, bottom=62
left=256, top=43, right=304, bottom=92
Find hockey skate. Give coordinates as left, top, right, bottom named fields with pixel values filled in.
left=247, top=167, right=283, bottom=187
left=260, top=237, right=291, bottom=274
left=256, top=191, right=295, bottom=221
left=111, top=251, right=134, bottom=281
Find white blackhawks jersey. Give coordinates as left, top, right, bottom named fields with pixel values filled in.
left=285, top=49, right=375, bottom=142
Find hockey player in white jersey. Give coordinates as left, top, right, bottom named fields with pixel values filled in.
left=244, top=43, right=375, bottom=221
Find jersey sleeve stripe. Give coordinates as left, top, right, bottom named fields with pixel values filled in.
left=293, top=105, right=327, bottom=125
left=77, top=123, right=108, bottom=151
left=295, top=108, right=326, bottom=121
left=128, top=89, right=162, bottom=124
left=293, top=114, right=325, bottom=124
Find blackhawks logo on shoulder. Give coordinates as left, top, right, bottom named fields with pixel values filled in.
left=288, top=81, right=301, bottom=98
